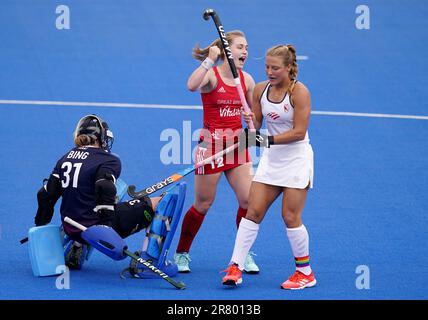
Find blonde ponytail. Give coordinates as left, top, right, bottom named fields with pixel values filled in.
left=285, top=44, right=298, bottom=80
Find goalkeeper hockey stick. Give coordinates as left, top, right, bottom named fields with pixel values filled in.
left=203, top=8, right=255, bottom=129
left=128, top=141, right=239, bottom=199
left=63, top=217, right=186, bottom=290
left=20, top=237, right=28, bottom=244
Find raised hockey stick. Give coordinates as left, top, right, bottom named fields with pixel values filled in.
left=63, top=217, right=186, bottom=290
left=128, top=141, right=239, bottom=199
left=203, top=8, right=255, bottom=129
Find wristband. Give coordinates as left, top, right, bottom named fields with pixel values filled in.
left=201, top=57, right=214, bottom=70
left=268, top=135, right=275, bottom=146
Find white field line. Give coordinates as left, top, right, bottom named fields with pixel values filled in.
left=311, top=110, right=428, bottom=120
left=0, top=99, right=427, bottom=120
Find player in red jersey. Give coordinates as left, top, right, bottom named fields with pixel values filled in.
left=174, top=30, right=259, bottom=274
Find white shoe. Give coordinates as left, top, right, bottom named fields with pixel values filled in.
left=174, top=252, right=191, bottom=273
left=244, top=251, right=259, bottom=274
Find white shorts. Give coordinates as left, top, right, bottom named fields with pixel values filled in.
left=253, top=143, right=314, bottom=189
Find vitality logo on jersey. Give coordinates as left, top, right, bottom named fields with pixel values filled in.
left=220, top=106, right=241, bottom=117
left=267, top=112, right=280, bottom=120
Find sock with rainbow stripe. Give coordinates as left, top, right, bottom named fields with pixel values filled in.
left=286, top=224, right=312, bottom=276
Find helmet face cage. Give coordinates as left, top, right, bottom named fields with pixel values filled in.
left=74, top=114, right=114, bottom=152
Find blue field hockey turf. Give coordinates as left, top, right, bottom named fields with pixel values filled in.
left=0, top=0, right=427, bottom=300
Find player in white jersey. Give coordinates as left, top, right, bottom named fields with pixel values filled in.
left=222, top=44, right=316, bottom=290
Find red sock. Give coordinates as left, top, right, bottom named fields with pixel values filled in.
left=236, top=207, right=247, bottom=229
left=176, top=206, right=205, bottom=253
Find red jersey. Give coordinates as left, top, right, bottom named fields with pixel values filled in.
left=196, top=67, right=250, bottom=175
left=200, top=66, right=247, bottom=142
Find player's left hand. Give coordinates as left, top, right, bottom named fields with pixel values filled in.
left=239, top=128, right=270, bottom=150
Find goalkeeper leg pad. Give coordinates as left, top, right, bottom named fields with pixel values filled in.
left=126, top=182, right=187, bottom=278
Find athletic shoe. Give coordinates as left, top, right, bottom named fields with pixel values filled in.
left=281, top=270, right=317, bottom=290
left=174, top=252, right=191, bottom=273
left=244, top=251, right=259, bottom=274
left=222, top=264, right=242, bottom=286
left=64, top=242, right=88, bottom=270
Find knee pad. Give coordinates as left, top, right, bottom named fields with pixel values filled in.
left=114, top=198, right=155, bottom=238
left=64, top=241, right=91, bottom=270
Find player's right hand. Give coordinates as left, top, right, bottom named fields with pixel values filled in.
left=241, top=109, right=255, bottom=126
left=208, top=46, right=221, bottom=62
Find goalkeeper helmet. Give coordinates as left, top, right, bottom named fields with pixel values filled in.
left=74, top=114, right=114, bottom=151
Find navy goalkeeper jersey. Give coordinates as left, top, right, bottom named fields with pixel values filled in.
left=51, top=146, right=121, bottom=237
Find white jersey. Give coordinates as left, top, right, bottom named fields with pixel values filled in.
left=253, top=82, right=314, bottom=189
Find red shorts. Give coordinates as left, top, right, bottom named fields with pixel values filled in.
left=195, top=140, right=251, bottom=175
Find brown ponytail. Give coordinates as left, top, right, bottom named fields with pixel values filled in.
left=74, top=134, right=95, bottom=147
left=192, top=30, right=246, bottom=62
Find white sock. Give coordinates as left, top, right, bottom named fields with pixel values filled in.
left=286, top=224, right=312, bottom=275
left=230, top=218, right=259, bottom=270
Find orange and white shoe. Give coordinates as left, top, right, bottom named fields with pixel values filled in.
left=281, top=270, right=317, bottom=290
left=222, top=264, right=242, bottom=286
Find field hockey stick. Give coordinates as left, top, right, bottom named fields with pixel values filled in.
left=63, top=217, right=186, bottom=290
left=203, top=8, right=255, bottom=130
left=128, top=141, right=239, bottom=199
